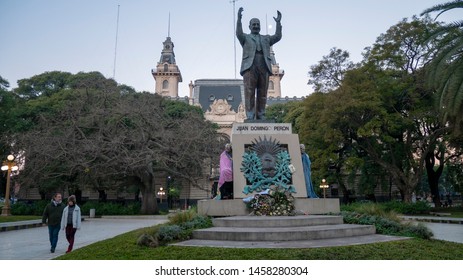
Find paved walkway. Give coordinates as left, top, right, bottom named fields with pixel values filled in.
left=422, top=222, right=463, bottom=244
left=0, top=216, right=168, bottom=260
left=402, top=215, right=463, bottom=244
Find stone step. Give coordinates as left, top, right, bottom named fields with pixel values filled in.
left=193, top=224, right=376, bottom=241
left=174, top=234, right=409, bottom=249
left=212, top=215, right=343, bottom=228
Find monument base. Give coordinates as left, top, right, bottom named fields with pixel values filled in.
left=231, top=122, right=307, bottom=198
left=198, top=198, right=340, bottom=217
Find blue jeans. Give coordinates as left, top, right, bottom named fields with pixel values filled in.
left=48, top=225, right=60, bottom=249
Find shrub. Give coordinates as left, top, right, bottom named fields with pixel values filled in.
left=402, top=223, right=434, bottom=239
left=181, top=215, right=212, bottom=230
left=12, top=200, right=143, bottom=216
left=341, top=201, right=431, bottom=215
left=168, top=208, right=197, bottom=224
left=139, top=210, right=212, bottom=247
left=382, top=201, right=430, bottom=214
left=136, top=233, right=158, bottom=247
left=341, top=202, right=401, bottom=223
left=80, top=201, right=141, bottom=215
left=156, top=225, right=183, bottom=244
left=341, top=211, right=433, bottom=239
left=11, top=200, right=49, bottom=216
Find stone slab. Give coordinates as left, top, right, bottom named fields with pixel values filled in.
left=173, top=234, right=410, bottom=249
left=198, top=198, right=340, bottom=216
left=212, top=215, right=343, bottom=227
left=193, top=224, right=376, bottom=241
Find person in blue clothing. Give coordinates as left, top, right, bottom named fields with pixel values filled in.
left=300, top=144, right=319, bottom=198
left=42, top=192, right=65, bottom=253
left=61, top=195, right=81, bottom=253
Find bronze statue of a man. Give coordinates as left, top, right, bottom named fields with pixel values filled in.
left=236, top=7, right=282, bottom=120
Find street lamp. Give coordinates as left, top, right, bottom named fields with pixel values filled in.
left=319, top=178, right=329, bottom=199
left=1, top=155, right=18, bottom=216
left=157, top=187, right=166, bottom=203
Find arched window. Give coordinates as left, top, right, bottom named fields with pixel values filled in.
left=162, top=80, right=169, bottom=89
left=209, top=95, right=215, bottom=101
left=227, top=94, right=234, bottom=101
left=268, top=80, right=274, bottom=90
left=163, top=64, right=168, bottom=72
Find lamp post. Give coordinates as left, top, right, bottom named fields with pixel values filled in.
left=166, top=176, right=172, bottom=209
left=319, top=178, right=329, bottom=199
left=157, top=187, right=166, bottom=203
left=1, top=155, right=18, bottom=216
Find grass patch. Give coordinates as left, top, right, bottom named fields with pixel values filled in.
left=0, top=215, right=41, bottom=223
left=55, top=226, right=463, bottom=260
left=54, top=204, right=462, bottom=260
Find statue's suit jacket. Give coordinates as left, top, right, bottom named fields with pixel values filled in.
left=236, top=20, right=282, bottom=76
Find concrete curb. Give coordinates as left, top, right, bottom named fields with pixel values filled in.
left=401, top=215, right=463, bottom=224
left=0, top=219, right=43, bottom=232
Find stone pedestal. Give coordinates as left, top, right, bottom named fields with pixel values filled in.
left=231, top=122, right=307, bottom=198
left=198, top=198, right=340, bottom=216
left=197, top=122, right=341, bottom=217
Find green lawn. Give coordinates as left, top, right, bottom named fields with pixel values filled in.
left=0, top=216, right=41, bottom=223
left=55, top=226, right=463, bottom=260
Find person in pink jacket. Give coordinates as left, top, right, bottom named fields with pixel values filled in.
left=217, top=143, right=233, bottom=199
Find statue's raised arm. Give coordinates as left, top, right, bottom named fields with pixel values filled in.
left=274, top=10, right=282, bottom=23
left=236, top=7, right=245, bottom=44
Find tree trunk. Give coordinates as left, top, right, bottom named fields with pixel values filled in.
left=425, top=150, right=443, bottom=207
left=139, top=172, right=158, bottom=214
left=401, top=188, right=412, bottom=202
left=335, top=168, right=350, bottom=203
left=393, top=176, right=412, bottom=202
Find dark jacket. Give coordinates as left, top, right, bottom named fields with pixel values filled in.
left=42, top=201, right=65, bottom=226
left=236, top=19, right=282, bottom=75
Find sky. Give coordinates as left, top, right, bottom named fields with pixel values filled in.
left=0, top=0, right=459, bottom=98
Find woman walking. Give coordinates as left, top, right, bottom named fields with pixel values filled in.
left=60, top=195, right=81, bottom=253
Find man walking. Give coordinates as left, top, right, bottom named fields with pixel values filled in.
left=236, top=7, right=282, bottom=120
left=42, top=193, right=65, bottom=253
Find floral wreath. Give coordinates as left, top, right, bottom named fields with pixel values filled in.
left=246, top=186, right=296, bottom=216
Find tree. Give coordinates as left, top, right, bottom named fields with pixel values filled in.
left=15, top=71, right=73, bottom=99
left=265, top=101, right=304, bottom=131
left=11, top=72, right=222, bottom=213
left=354, top=17, right=443, bottom=202
left=0, top=75, right=10, bottom=90
left=298, top=17, right=450, bottom=203
left=298, top=91, right=358, bottom=202
left=0, top=75, right=14, bottom=198
left=421, top=0, right=463, bottom=135
left=307, top=47, right=354, bottom=93
left=446, top=156, right=463, bottom=193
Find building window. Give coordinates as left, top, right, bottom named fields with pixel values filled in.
left=209, top=95, right=215, bottom=101
left=268, top=80, right=274, bottom=90
left=227, top=94, right=234, bottom=101
left=163, top=64, right=168, bottom=72
left=162, top=80, right=169, bottom=89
